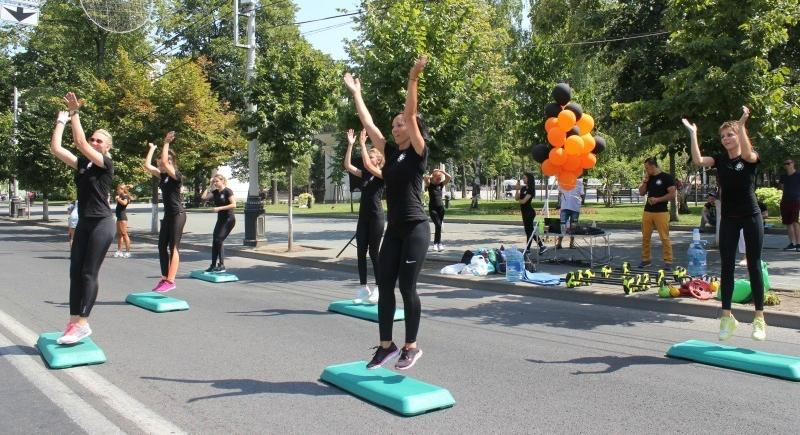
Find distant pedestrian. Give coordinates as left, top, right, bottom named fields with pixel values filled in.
left=637, top=157, right=676, bottom=270
left=557, top=178, right=584, bottom=249
left=779, top=158, right=800, bottom=251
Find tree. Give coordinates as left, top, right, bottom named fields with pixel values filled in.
left=246, top=33, right=339, bottom=250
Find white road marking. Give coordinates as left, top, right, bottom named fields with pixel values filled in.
left=0, top=309, right=185, bottom=434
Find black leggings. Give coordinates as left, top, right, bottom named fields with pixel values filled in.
left=159, top=212, right=187, bottom=277
left=69, top=216, right=114, bottom=317
left=430, top=206, right=445, bottom=244
left=356, top=213, right=384, bottom=285
left=378, top=221, right=429, bottom=343
left=212, top=213, right=236, bottom=266
left=719, top=213, right=764, bottom=311
left=522, top=214, right=543, bottom=251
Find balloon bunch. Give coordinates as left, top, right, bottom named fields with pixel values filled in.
left=531, top=83, right=606, bottom=191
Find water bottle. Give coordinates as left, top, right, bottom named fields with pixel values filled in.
left=505, top=246, right=524, bottom=282
left=687, top=229, right=707, bottom=277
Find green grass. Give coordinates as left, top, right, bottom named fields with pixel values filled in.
left=208, top=198, right=784, bottom=227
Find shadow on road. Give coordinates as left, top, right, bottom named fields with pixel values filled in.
left=526, top=355, right=688, bottom=375
left=228, top=308, right=330, bottom=317
left=141, top=376, right=344, bottom=402
left=0, top=345, right=38, bottom=356
left=44, top=300, right=129, bottom=308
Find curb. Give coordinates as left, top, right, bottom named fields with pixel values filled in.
left=5, top=216, right=798, bottom=329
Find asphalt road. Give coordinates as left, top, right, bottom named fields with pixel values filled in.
left=1, top=220, right=799, bottom=434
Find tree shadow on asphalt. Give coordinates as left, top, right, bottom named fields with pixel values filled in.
left=213, top=263, right=345, bottom=285
left=43, top=300, right=129, bottom=307
left=526, top=355, right=688, bottom=375
left=0, top=345, right=38, bottom=356
left=424, top=294, right=691, bottom=330
left=141, top=376, right=345, bottom=402
left=227, top=308, right=330, bottom=317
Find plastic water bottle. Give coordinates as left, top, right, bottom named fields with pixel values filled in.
left=687, top=229, right=707, bottom=277
left=505, top=246, right=524, bottom=282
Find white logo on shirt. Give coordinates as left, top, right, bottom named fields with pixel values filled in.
left=397, top=151, right=406, bottom=163
left=655, top=179, right=662, bottom=186
left=735, top=162, right=744, bottom=171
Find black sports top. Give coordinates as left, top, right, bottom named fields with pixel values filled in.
left=212, top=187, right=235, bottom=217
left=714, top=153, right=760, bottom=218
left=75, top=155, right=113, bottom=219
left=160, top=171, right=184, bottom=215
left=382, top=145, right=428, bottom=226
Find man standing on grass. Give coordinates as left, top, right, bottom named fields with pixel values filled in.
left=779, top=158, right=800, bottom=252
left=638, top=157, right=676, bottom=270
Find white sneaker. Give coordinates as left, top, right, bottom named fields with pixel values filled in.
left=354, top=285, right=371, bottom=304
left=113, top=251, right=122, bottom=258
left=428, top=244, right=436, bottom=252
left=367, top=288, right=379, bottom=304
left=719, top=315, right=739, bottom=341
left=123, top=252, right=131, bottom=258
left=436, top=243, right=444, bottom=252
left=57, top=323, right=92, bottom=345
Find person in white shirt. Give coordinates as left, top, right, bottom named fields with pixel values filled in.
left=557, top=178, right=584, bottom=249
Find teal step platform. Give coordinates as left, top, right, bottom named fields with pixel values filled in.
left=667, top=339, right=800, bottom=381
left=190, top=270, right=239, bottom=283
left=328, top=300, right=403, bottom=322
left=320, top=361, right=455, bottom=416
left=126, top=292, right=189, bottom=313
left=37, top=332, right=107, bottom=369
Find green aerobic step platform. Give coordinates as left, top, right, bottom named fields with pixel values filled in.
left=37, top=332, right=106, bottom=369
left=126, top=292, right=189, bottom=313
left=328, top=300, right=403, bottom=322
left=666, top=340, right=800, bottom=381
left=320, top=361, right=455, bottom=416
left=190, top=270, right=239, bottom=283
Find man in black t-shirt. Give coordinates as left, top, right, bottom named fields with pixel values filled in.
left=637, top=157, right=676, bottom=268
left=779, top=158, right=800, bottom=251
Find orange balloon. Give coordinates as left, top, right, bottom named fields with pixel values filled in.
left=544, top=117, right=559, bottom=133
left=577, top=113, right=594, bottom=135
left=563, top=157, right=582, bottom=172
left=547, top=128, right=566, bottom=148
left=557, top=110, right=577, bottom=132
left=541, top=159, right=559, bottom=176
left=559, top=181, right=577, bottom=191
left=581, top=134, right=596, bottom=153
left=549, top=147, right=567, bottom=165
left=559, top=171, right=578, bottom=187
left=581, top=153, right=597, bottom=169
left=564, top=135, right=584, bottom=155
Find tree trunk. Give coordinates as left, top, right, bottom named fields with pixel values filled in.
left=668, top=147, right=679, bottom=222
left=42, top=191, right=49, bottom=221
left=271, top=178, right=277, bottom=205
left=95, top=31, right=108, bottom=76
left=461, top=163, right=467, bottom=199
left=150, top=176, right=159, bottom=234
left=287, top=165, right=294, bottom=252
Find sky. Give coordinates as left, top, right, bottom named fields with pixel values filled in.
left=294, top=0, right=360, bottom=61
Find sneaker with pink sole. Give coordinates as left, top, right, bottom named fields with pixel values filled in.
left=57, top=322, right=92, bottom=345
left=153, top=280, right=176, bottom=293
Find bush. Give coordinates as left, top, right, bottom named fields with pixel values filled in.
left=764, top=291, right=781, bottom=306
left=297, top=192, right=315, bottom=207
left=755, top=187, right=782, bottom=215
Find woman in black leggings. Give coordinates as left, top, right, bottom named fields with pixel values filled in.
left=344, top=128, right=385, bottom=304
left=425, top=168, right=451, bottom=252
left=345, top=57, right=430, bottom=370
left=201, top=174, right=237, bottom=273
left=144, top=131, right=186, bottom=293
left=516, top=173, right=547, bottom=256
left=684, top=106, right=766, bottom=341
left=49, top=92, right=115, bottom=345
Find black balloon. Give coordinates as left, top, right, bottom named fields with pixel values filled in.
left=544, top=102, right=561, bottom=119
left=551, top=83, right=571, bottom=106
left=566, top=126, right=580, bottom=137
left=565, top=102, right=583, bottom=121
left=593, top=136, right=606, bottom=154
left=532, top=143, right=551, bottom=164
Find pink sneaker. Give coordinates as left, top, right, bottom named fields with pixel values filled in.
left=153, top=280, right=176, bottom=293
left=58, top=322, right=92, bottom=345
left=61, top=321, right=76, bottom=335
left=152, top=279, right=165, bottom=291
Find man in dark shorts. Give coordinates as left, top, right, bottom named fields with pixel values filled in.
left=637, top=157, right=676, bottom=269
left=779, top=158, right=800, bottom=251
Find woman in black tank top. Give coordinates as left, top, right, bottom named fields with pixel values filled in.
left=344, top=57, right=430, bottom=371
left=114, top=184, right=132, bottom=258
left=344, top=128, right=386, bottom=304
left=424, top=168, right=451, bottom=251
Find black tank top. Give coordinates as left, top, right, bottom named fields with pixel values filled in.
left=115, top=194, right=129, bottom=216
left=160, top=171, right=184, bottom=215
left=75, top=156, right=113, bottom=219
left=428, top=182, right=444, bottom=209
left=212, top=187, right=235, bottom=217
left=382, top=145, right=428, bottom=227
left=519, top=185, right=535, bottom=217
